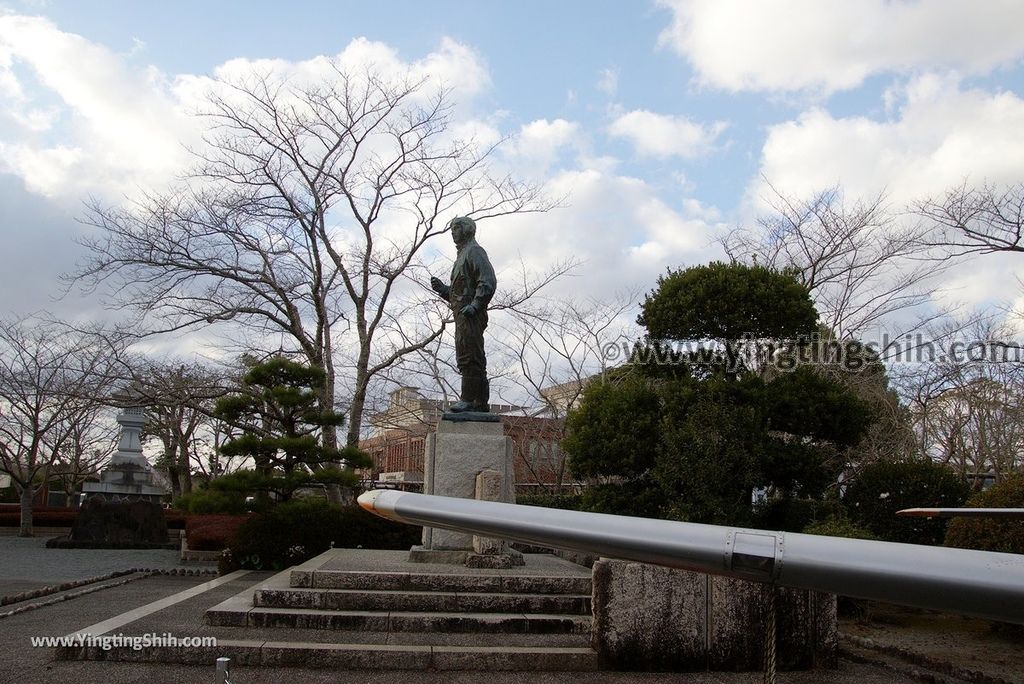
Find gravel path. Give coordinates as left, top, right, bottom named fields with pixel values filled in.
left=0, top=536, right=181, bottom=597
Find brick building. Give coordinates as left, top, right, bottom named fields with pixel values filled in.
left=358, top=387, right=579, bottom=494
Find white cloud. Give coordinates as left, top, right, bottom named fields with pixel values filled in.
left=751, top=75, right=1024, bottom=207
left=0, top=16, right=491, bottom=201
left=503, top=118, right=580, bottom=176
left=450, top=119, right=503, bottom=150
left=749, top=75, right=1024, bottom=315
left=480, top=168, right=724, bottom=304
left=659, top=0, right=1024, bottom=93
left=597, top=67, right=618, bottom=96
left=0, top=14, right=193, bottom=198
left=608, top=109, right=727, bottom=159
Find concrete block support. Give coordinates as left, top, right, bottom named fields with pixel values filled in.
left=591, top=559, right=837, bottom=672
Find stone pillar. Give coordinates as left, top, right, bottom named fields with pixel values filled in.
left=471, top=469, right=507, bottom=556
left=591, top=559, right=837, bottom=672
left=465, top=468, right=524, bottom=568
left=410, top=417, right=515, bottom=563
left=591, top=558, right=708, bottom=671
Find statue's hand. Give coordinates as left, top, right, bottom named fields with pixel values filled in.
left=460, top=302, right=478, bottom=317
left=430, top=276, right=446, bottom=294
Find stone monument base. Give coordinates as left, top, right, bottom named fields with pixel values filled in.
left=51, top=495, right=173, bottom=549
left=440, top=411, right=500, bottom=423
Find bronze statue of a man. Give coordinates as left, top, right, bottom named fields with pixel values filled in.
left=431, top=216, right=497, bottom=413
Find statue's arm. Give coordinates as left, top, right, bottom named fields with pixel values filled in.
left=468, top=248, right=496, bottom=308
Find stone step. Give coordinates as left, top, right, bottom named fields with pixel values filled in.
left=209, top=603, right=591, bottom=634
left=58, top=640, right=599, bottom=671
left=253, top=586, right=592, bottom=614
left=294, top=569, right=592, bottom=595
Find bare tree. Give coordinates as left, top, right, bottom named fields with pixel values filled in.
left=0, top=319, right=123, bottom=535
left=48, top=400, right=117, bottom=504
left=724, top=184, right=940, bottom=340
left=487, top=292, right=640, bottom=492
left=71, top=64, right=555, bottom=449
left=897, top=317, right=1024, bottom=487
left=126, top=360, right=235, bottom=497
left=495, top=292, right=640, bottom=418
left=916, top=181, right=1024, bottom=256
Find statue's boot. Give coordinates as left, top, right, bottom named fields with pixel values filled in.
left=449, top=374, right=476, bottom=413
left=449, top=400, right=473, bottom=413
left=449, top=372, right=489, bottom=413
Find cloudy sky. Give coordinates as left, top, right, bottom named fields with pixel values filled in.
left=3, top=0, right=1024, bottom=339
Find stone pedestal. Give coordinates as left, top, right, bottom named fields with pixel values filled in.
left=413, top=417, right=515, bottom=562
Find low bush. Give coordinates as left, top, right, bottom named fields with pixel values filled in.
left=945, top=473, right=1024, bottom=555
left=221, top=498, right=422, bottom=573
left=164, top=509, right=188, bottom=529
left=755, top=497, right=844, bottom=533
left=845, top=459, right=969, bottom=545
left=802, top=517, right=877, bottom=540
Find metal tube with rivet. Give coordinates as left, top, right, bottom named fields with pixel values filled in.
left=359, top=489, right=1024, bottom=625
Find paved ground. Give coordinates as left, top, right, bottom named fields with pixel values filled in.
left=0, top=563, right=910, bottom=682
left=0, top=535, right=182, bottom=596
left=0, top=574, right=910, bottom=683
left=1, top=538, right=1006, bottom=682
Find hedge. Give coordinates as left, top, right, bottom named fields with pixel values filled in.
left=186, top=514, right=252, bottom=551
left=0, top=507, right=78, bottom=527
left=221, top=498, right=422, bottom=572
left=845, top=459, right=969, bottom=545
left=945, top=473, right=1024, bottom=555
left=183, top=511, right=250, bottom=548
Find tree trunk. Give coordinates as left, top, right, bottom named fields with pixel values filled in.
left=178, top=441, right=193, bottom=495
left=18, top=484, right=34, bottom=537
left=321, top=341, right=338, bottom=451
left=346, top=362, right=370, bottom=448
left=169, top=466, right=182, bottom=499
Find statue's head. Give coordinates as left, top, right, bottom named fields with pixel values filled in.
left=448, top=216, right=476, bottom=245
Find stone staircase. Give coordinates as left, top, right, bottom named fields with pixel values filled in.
left=199, top=549, right=599, bottom=670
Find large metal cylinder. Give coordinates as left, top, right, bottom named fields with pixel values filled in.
left=359, top=489, right=1024, bottom=625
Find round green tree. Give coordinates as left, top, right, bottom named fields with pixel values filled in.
left=638, top=261, right=817, bottom=342
left=564, top=262, right=873, bottom=526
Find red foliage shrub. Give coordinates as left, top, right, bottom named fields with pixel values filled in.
left=186, top=514, right=251, bottom=551
left=164, top=509, right=188, bottom=529
left=0, top=507, right=79, bottom=527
